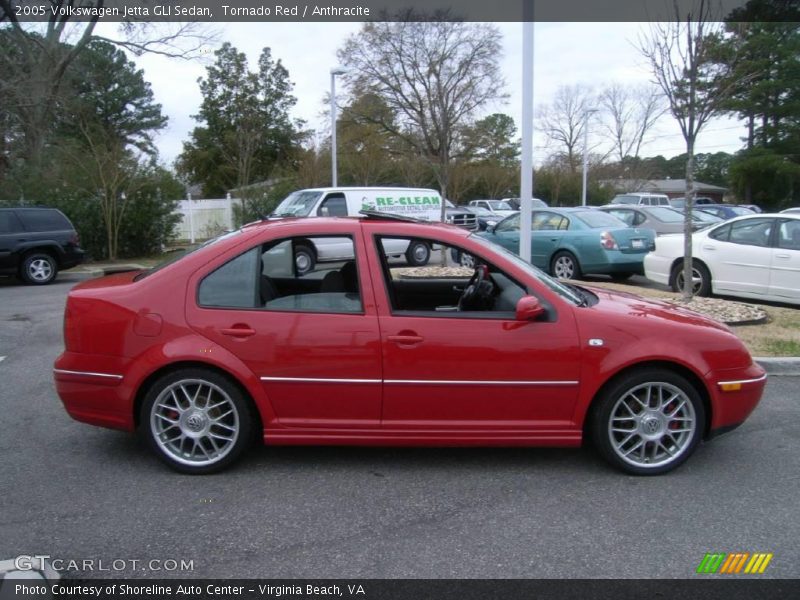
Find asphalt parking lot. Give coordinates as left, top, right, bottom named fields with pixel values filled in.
left=1, top=274, right=798, bottom=579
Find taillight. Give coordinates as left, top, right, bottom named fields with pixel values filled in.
left=600, top=231, right=618, bottom=250
left=69, top=232, right=80, bottom=246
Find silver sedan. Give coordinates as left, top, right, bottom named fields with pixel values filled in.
left=598, top=205, right=715, bottom=235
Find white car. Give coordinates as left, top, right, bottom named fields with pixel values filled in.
left=644, top=213, right=800, bottom=305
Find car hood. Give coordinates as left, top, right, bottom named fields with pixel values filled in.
left=580, top=285, right=731, bottom=334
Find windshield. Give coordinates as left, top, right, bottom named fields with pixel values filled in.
left=469, top=234, right=583, bottom=306
left=271, top=191, right=323, bottom=217
left=487, top=200, right=513, bottom=210
left=731, top=206, right=755, bottom=216
left=573, top=210, right=626, bottom=228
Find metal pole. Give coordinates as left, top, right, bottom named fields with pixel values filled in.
left=330, top=72, right=338, bottom=188
left=519, top=18, right=534, bottom=263
left=581, top=110, right=594, bottom=207
left=187, top=192, right=195, bottom=244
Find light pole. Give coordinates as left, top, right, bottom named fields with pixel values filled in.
left=581, top=108, right=598, bottom=207
left=330, top=66, right=348, bottom=187
left=519, top=19, right=534, bottom=263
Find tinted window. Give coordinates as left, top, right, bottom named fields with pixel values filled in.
left=318, top=195, right=347, bottom=217
left=0, top=211, right=24, bottom=233
left=17, top=209, right=72, bottom=231
left=198, top=247, right=259, bottom=308
left=777, top=219, right=800, bottom=251
left=708, top=224, right=730, bottom=241
left=728, top=218, right=773, bottom=248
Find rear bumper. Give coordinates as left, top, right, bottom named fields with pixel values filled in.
left=60, top=248, right=86, bottom=270
left=54, top=352, right=134, bottom=432
left=583, top=250, right=648, bottom=275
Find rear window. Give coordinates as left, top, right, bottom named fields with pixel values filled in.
left=647, top=207, right=684, bottom=222
left=16, top=209, right=72, bottom=232
left=573, top=210, right=626, bottom=228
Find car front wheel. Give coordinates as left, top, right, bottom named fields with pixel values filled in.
left=142, top=369, right=254, bottom=474
left=20, top=253, right=58, bottom=285
left=591, top=368, right=705, bottom=475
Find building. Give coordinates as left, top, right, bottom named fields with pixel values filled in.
left=601, top=179, right=728, bottom=203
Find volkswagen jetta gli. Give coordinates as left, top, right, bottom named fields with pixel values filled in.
left=54, top=214, right=766, bottom=475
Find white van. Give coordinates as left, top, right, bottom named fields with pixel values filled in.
left=269, top=187, right=476, bottom=273
left=610, top=193, right=671, bottom=207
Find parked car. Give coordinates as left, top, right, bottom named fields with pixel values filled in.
left=0, top=207, right=85, bottom=285
left=674, top=207, right=725, bottom=226
left=268, top=187, right=477, bottom=271
left=738, top=204, right=762, bottom=213
left=598, top=205, right=706, bottom=235
left=780, top=207, right=800, bottom=214
left=467, top=199, right=517, bottom=217
left=668, top=196, right=716, bottom=209
left=644, top=213, right=800, bottom=304
left=478, top=208, right=656, bottom=280
left=501, top=197, right=548, bottom=211
left=610, top=193, right=670, bottom=207
left=466, top=205, right=505, bottom=231
left=696, top=204, right=755, bottom=220
left=54, top=212, right=766, bottom=475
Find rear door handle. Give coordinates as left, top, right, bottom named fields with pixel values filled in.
left=220, top=325, right=256, bottom=338
left=387, top=334, right=424, bottom=345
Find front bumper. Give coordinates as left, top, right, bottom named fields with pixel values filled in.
left=706, top=363, right=767, bottom=436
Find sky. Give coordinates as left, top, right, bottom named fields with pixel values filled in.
left=95, top=21, right=748, bottom=170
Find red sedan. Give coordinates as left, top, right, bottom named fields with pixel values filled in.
left=54, top=214, right=766, bottom=475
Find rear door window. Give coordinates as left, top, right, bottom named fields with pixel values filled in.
left=17, top=209, right=72, bottom=231
left=0, top=211, right=24, bottom=233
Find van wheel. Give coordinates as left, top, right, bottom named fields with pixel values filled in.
left=294, top=244, right=316, bottom=275
left=20, top=253, right=58, bottom=285
left=405, top=241, right=430, bottom=266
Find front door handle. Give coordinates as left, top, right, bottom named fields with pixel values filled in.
left=775, top=254, right=791, bottom=259
left=220, top=325, right=256, bottom=338
left=387, top=334, right=424, bottom=346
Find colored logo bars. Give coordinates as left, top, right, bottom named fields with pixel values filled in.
left=696, top=552, right=773, bottom=574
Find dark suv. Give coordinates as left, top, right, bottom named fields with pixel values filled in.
left=0, top=207, right=85, bottom=284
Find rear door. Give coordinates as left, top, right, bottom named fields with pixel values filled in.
left=702, top=217, right=774, bottom=295
left=769, top=218, right=800, bottom=301
left=0, top=211, right=24, bottom=271
left=185, top=225, right=383, bottom=428
left=531, top=211, right=569, bottom=267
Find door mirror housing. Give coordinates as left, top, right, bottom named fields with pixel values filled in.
left=515, top=296, right=545, bottom=321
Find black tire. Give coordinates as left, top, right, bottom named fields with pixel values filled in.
left=550, top=251, right=582, bottom=280
left=449, top=249, right=475, bottom=268
left=590, top=368, right=706, bottom=475
left=670, top=260, right=711, bottom=297
left=405, top=241, right=431, bottom=266
left=294, top=243, right=316, bottom=275
left=140, top=368, right=254, bottom=474
left=20, top=252, right=58, bottom=285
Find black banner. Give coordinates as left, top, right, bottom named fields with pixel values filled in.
left=1, top=579, right=799, bottom=600
left=1, top=0, right=791, bottom=23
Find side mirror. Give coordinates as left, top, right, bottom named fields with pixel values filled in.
left=515, top=296, right=545, bottom=321
left=486, top=223, right=497, bottom=233
left=319, top=206, right=330, bottom=217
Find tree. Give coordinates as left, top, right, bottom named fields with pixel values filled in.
left=538, top=85, right=594, bottom=173
left=177, top=42, right=301, bottom=210
left=716, top=1, right=800, bottom=203
left=338, top=16, right=507, bottom=220
left=640, top=0, right=740, bottom=300
left=598, top=83, right=666, bottom=166
left=0, top=2, right=212, bottom=170
left=337, top=92, right=398, bottom=186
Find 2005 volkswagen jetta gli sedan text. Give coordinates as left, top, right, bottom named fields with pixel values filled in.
left=54, top=213, right=766, bottom=475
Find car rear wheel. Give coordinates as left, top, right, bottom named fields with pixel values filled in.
left=550, top=251, right=582, bottom=280
left=591, top=368, right=705, bottom=475
left=405, top=241, right=431, bottom=266
left=671, top=260, right=711, bottom=296
left=20, top=253, right=58, bottom=285
left=142, top=369, right=254, bottom=474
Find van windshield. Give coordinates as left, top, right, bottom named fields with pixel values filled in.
left=271, top=191, right=323, bottom=217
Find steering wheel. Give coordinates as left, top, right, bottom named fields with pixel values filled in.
left=458, top=264, right=493, bottom=311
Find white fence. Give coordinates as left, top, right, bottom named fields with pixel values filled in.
left=174, top=195, right=240, bottom=242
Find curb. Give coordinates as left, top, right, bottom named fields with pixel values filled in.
left=755, top=357, right=800, bottom=375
